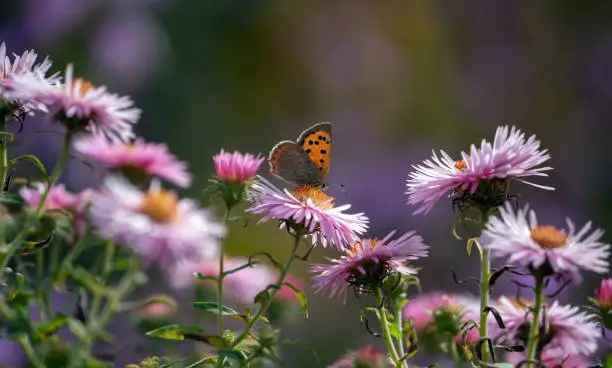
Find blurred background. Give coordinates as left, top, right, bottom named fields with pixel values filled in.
left=2, top=1, right=612, bottom=366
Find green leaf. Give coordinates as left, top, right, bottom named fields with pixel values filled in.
left=35, top=314, right=69, bottom=339
left=68, top=319, right=88, bottom=340
left=10, top=155, right=49, bottom=182
left=281, top=338, right=319, bottom=362
left=0, top=193, right=24, bottom=207
left=254, top=289, right=270, bottom=306
left=281, top=282, right=309, bottom=318
left=0, top=131, right=14, bottom=142
left=70, top=267, right=105, bottom=295
left=217, top=349, right=247, bottom=362
left=19, top=232, right=53, bottom=255
left=192, top=302, right=268, bottom=324
left=146, top=324, right=211, bottom=344
left=193, top=272, right=217, bottom=281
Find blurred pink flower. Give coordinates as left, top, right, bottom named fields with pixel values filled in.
left=9, top=64, right=140, bottom=142
left=0, top=42, right=58, bottom=114
left=213, top=150, right=264, bottom=183
left=505, top=350, right=591, bottom=368
left=247, top=176, right=368, bottom=249
left=406, top=126, right=552, bottom=214
left=73, top=136, right=191, bottom=188
left=89, top=177, right=224, bottom=266
left=595, top=278, right=612, bottom=311
left=169, top=256, right=276, bottom=305
left=311, top=231, right=428, bottom=298
left=484, top=203, right=610, bottom=282
left=495, top=296, right=599, bottom=358
left=328, top=345, right=388, bottom=368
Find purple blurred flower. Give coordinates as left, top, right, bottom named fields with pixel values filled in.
left=9, top=64, right=141, bottom=142
left=329, top=345, right=389, bottom=368
left=74, top=135, right=191, bottom=188
left=247, top=176, right=368, bottom=249
left=0, top=42, right=57, bottom=114
left=406, top=126, right=552, bottom=214
left=89, top=177, right=224, bottom=267
left=495, top=296, right=599, bottom=358
left=310, top=231, right=428, bottom=298
left=484, top=203, right=610, bottom=282
left=213, top=149, right=264, bottom=184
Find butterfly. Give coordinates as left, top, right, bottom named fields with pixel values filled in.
left=268, top=122, right=332, bottom=188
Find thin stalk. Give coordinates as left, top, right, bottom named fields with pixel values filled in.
left=375, top=288, right=405, bottom=368
left=19, top=335, right=45, bottom=368
left=526, top=274, right=545, bottom=366
left=216, top=207, right=232, bottom=338
left=229, top=234, right=301, bottom=349
left=479, top=247, right=491, bottom=362
left=394, top=303, right=407, bottom=360
left=0, top=116, right=9, bottom=192
left=36, top=131, right=72, bottom=216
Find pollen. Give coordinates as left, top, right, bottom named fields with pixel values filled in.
left=69, top=78, right=94, bottom=97
left=292, top=185, right=334, bottom=209
left=139, top=190, right=180, bottom=223
left=530, top=225, right=567, bottom=249
left=454, top=160, right=467, bottom=171
left=346, top=239, right=378, bottom=257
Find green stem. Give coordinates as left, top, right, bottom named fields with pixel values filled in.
left=19, top=335, right=45, bottom=368
left=217, top=208, right=232, bottom=338
left=229, top=234, right=301, bottom=349
left=394, top=303, right=407, bottom=360
left=526, top=274, right=545, bottom=366
left=36, top=131, right=72, bottom=216
left=478, top=247, right=491, bottom=362
left=0, top=116, right=9, bottom=192
left=375, top=288, right=405, bottom=368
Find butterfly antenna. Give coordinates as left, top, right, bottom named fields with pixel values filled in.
left=329, top=183, right=348, bottom=197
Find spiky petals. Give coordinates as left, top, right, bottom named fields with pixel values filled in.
left=406, top=126, right=552, bottom=214
left=8, top=64, right=140, bottom=142
left=484, top=203, right=610, bottom=282
left=310, top=231, right=428, bottom=298
left=89, top=177, right=224, bottom=267
left=0, top=42, right=58, bottom=114
left=495, top=296, right=599, bottom=358
left=213, top=150, right=264, bottom=184
left=73, top=136, right=191, bottom=188
left=328, top=345, right=387, bottom=368
left=246, top=176, right=368, bottom=249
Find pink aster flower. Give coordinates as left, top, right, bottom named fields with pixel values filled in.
left=505, top=350, right=591, bottom=368
left=329, top=345, right=389, bottom=368
left=595, top=278, right=612, bottom=311
left=484, top=203, right=610, bottom=282
left=9, top=64, right=140, bottom=142
left=310, top=231, right=428, bottom=298
left=0, top=42, right=58, bottom=114
left=89, top=177, right=224, bottom=267
left=169, top=256, right=275, bottom=304
left=403, top=293, right=480, bottom=345
left=494, top=296, right=599, bottom=358
left=73, top=136, right=191, bottom=188
left=247, top=176, right=368, bottom=249
left=213, top=150, right=264, bottom=183
left=406, top=126, right=552, bottom=214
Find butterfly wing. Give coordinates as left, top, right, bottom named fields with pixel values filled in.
left=268, top=141, right=324, bottom=186
left=296, top=122, right=332, bottom=184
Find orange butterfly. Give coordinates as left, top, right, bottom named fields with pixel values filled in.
left=268, top=123, right=332, bottom=188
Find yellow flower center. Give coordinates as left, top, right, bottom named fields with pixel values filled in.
left=530, top=225, right=567, bottom=249
left=346, top=239, right=378, bottom=257
left=138, top=190, right=180, bottom=223
left=291, top=185, right=334, bottom=209
left=454, top=160, right=467, bottom=171
left=65, top=78, right=94, bottom=97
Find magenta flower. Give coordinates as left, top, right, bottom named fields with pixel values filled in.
left=169, top=256, right=275, bottom=304
left=247, top=176, right=368, bottom=249
left=89, top=177, right=224, bottom=267
left=0, top=42, right=58, bottom=114
left=9, top=64, right=140, bottom=142
left=73, top=136, right=191, bottom=188
left=406, top=126, right=552, bottom=214
left=329, top=345, right=389, bottom=368
left=213, top=150, right=264, bottom=183
left=310, top=231, right=428, bottom=298
left=484, top=203, right=610, bottom=282
left=495, top=296, right=599, bottom=358
left=505, top=351, right=591, bottom=368
left=595, top=278, right=612, bottom=311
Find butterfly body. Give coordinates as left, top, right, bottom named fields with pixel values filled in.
left=268, top=122, right=332, bottom=187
